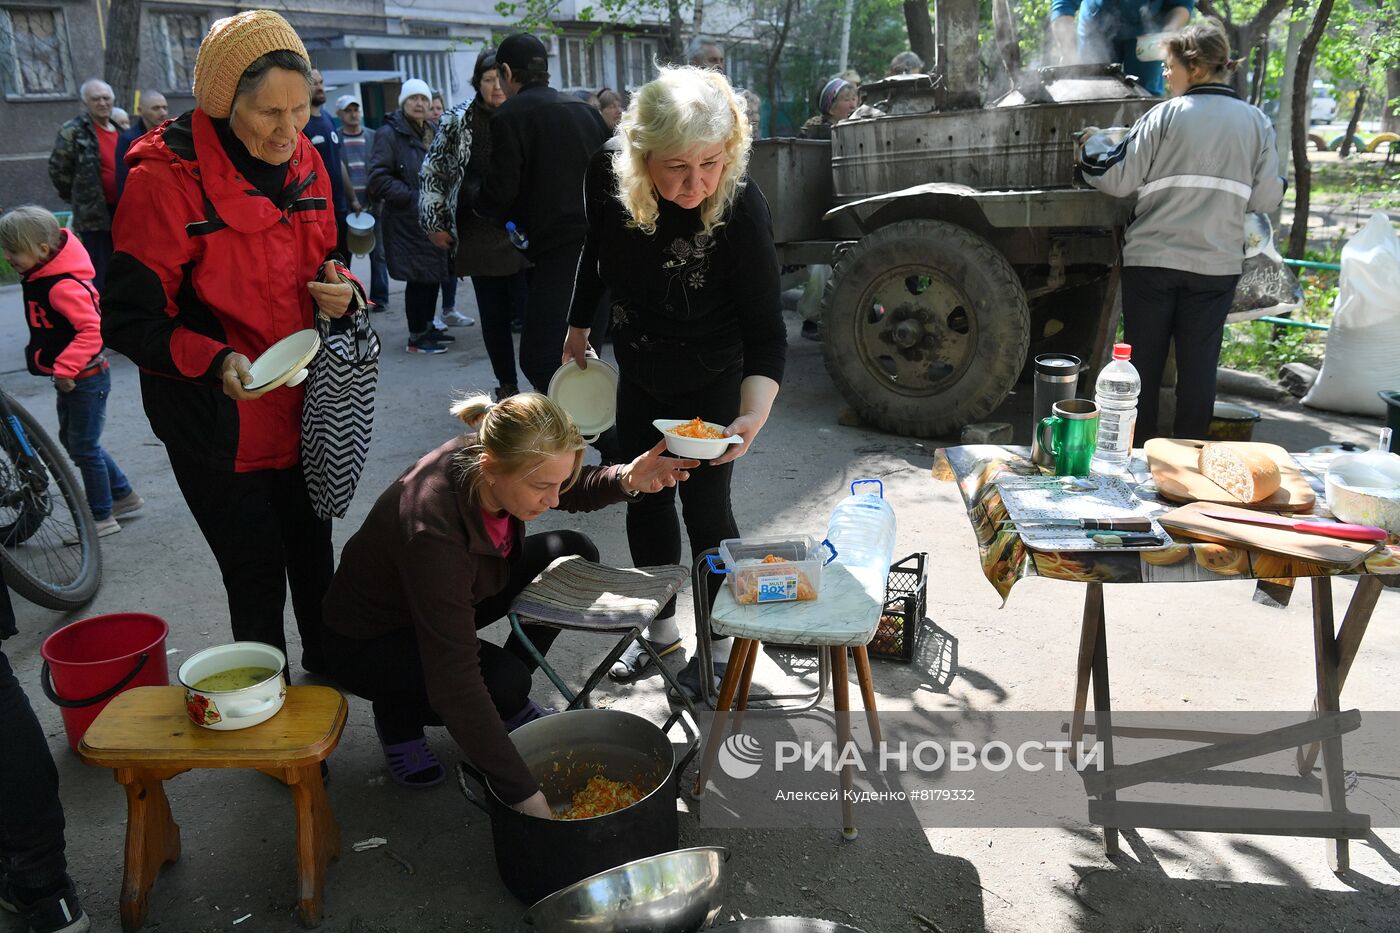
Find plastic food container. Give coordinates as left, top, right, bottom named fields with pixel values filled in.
left=708, top=535, right=836, bottom=605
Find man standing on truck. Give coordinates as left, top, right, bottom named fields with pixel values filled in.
left=1051, top=0, right=1193, bottom=96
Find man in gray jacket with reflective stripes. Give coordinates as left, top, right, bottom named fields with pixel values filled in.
left=1079, top=20, right=1284, bottom=441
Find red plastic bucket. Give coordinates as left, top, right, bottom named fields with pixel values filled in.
left=40, top=613, right=170, bottom=751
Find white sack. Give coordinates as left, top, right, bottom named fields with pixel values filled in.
left=1302, top=212, right=1400, bottom=417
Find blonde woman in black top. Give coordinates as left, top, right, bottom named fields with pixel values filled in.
left=562, top=65, right=786, bottom=696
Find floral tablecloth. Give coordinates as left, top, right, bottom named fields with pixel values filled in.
left=933, top=445, right=1400, bottom=602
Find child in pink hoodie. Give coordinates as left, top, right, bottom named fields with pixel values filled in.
left=2, top=206, right=141, bottom=538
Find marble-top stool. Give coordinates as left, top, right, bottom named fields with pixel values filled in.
left=691, top=558, right=884, bottom=838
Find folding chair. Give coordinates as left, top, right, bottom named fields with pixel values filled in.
left=506, top=556, right=697, bottom=724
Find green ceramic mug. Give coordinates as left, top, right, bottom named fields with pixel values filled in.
left=1037, top=399, right=1100, bottom=476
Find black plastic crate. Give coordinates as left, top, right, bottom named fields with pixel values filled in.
left=869, top=552, right=927, bottom=662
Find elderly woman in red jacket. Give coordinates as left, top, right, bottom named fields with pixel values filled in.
left=102, top=11, right=363, bottom=673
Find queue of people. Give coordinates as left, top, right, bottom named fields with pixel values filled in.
left=2, top=8, right=1285, bottom=929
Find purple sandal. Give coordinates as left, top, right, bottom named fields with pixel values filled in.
left=376, top=725, right=445, bottom=788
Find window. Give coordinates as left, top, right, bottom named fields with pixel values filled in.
left=157, top=13, right=204, bottom=92
left=561, top=36, right=600, bottom=90
left=0, top=6, right=74, bottom=98
left=725, top=43, right=757, bottom=90
left=404, top=21, right=450, bottom=38
left=624, top=37, right=659, bottom=90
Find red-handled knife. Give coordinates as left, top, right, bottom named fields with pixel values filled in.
left=1199, top=511, right=1389, bottom=542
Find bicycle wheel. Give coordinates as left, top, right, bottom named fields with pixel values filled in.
left=0, top=394, right=101, bottom=610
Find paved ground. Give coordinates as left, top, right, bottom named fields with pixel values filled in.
left=2, top=261, right=1397, bottom=933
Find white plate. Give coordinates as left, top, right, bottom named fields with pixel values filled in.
left=547, top=358, right=619, bottom=438
left=653, top=419, right=743, bottom=460
left=1135, top=31, right=1174, bottom=61
left=245, top=329, right=320, bottom=392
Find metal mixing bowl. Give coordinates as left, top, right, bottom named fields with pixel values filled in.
left=713, top=919, right=867, bottom=932
left=521, top=846, right=729, bottom=931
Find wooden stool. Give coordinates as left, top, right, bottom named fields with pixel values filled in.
left=78, top=686, right=348, bottom=931
left=691, top=561, right=883, bottom=839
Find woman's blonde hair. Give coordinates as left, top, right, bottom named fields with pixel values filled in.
left=1166, top=19, right=1239, bottom=80
left=0, top=205, right=62, bottom=256
left=449, top=392, right=585, bottom=497
left=613, top=65, right=752, bottom=237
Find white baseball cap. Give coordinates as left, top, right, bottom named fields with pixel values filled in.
left=335, top=93, right=361, bottom=111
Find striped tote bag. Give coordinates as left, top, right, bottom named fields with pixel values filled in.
left=300, top=309, right=381, bottom=519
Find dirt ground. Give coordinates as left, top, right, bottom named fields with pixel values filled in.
left=2, top=262, right=1397, bottom=933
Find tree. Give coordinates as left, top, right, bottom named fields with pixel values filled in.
left=904, top=0, right=936, bottom=66
left=105, top=0, right=142, bottom=112
left=1314, top=0, right=1400, bottom=150
left=1195, top=0, right=1293, bottom=100
left=1287, top=0, right=1337, bottom=259
left=1386, top=67, right=1400, bottom=132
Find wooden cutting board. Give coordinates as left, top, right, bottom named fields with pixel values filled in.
left=1159, top=502, right=1379, bottom=568
left=1146, top=438, right=1316, bottom=513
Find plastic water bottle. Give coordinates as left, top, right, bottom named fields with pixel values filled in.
left=505, top=221, right=529, bottom=251
left=825, top=479, right=897, bottom=594
left=1093, top=342, right=1140, bottom=471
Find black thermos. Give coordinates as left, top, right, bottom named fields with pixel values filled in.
left=1032, top=354, right=1083, bottom=468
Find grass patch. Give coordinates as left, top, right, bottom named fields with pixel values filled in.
left=1220, top=319, right=1325, bottom=375
left=1304, top=158, right=1400, bottom=209
left=0, top=255, right=16, bottom=285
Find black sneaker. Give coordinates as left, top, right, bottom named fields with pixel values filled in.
left=801, top=320, right=821, bottom=341
left=0, top=876, right=90, bottom=933
left=494, top=384, right=519, bottom=403
left=431, top=327, right=456, bottom=343
left=406, top=334, right=447, bottom=355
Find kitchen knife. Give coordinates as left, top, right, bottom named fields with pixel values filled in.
left=1199, top=511, right=1388, bottom=542
left=1012, top=516, right=1154, bottom=532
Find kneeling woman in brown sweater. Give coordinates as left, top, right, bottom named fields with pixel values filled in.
left=322, top=393, right=696, bottom=817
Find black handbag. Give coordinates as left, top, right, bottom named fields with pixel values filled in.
left=301, top=308, right=381, bottom=519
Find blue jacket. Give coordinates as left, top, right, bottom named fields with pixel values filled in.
left=114, top=122, right=150, bottom=197
left=303, top=111, right=347, bottom=215
left=1050, top=0, right=1193, bottom=94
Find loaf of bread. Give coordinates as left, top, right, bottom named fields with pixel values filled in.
left=1198, top=443, right=1282, bottom=503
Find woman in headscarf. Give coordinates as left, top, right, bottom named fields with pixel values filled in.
left=799, top=77, right=857, bottom=140
left=369, top=78, right=454, bottom=354
left=103, top=11, right=366, bottom=673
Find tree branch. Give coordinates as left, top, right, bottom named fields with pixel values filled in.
left=1288, top=0, right=1338, bottom=259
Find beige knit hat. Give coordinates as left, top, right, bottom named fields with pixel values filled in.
left=192, top=10, right=310, bottom=119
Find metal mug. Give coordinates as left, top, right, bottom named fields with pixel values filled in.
left=1031, top=354, right=1083, bottom=468
left=1037, top=399, right=1100, bottom=476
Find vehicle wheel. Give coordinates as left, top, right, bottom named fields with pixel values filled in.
left=0, top=397, right=101, bottom=610
left=820, top=219, right=1030, bottom=437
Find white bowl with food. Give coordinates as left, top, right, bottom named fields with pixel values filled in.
left=654, top=418, right=743, bottom=460
left=177, top=642, right=287, bottom=731
left=1326, top=451, right=1400, bottom=534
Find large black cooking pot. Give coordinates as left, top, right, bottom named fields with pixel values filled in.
left=457, top=708, right=696, bottom=905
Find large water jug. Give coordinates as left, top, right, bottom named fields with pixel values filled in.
left=825, top=479, right=896, bottom=593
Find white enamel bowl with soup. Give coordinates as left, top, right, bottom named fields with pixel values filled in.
left=177, top=642, right=288, bottom=731
left=653, top=419, right=743, bottom=460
